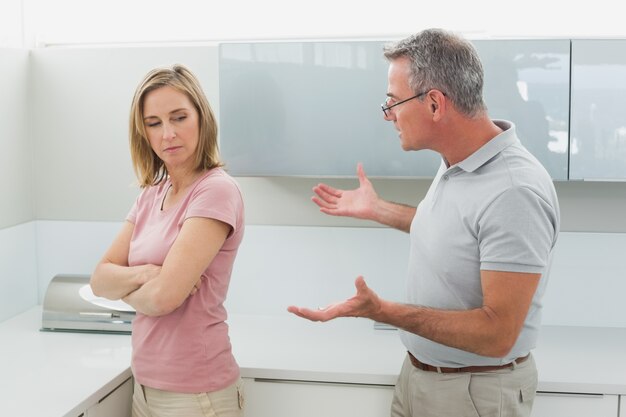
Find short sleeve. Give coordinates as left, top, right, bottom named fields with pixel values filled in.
left=478, top=186, right=558, bottom=273
left=185, top=175, right=244, bottom=234
left=126, top=194, right=141, bottom=224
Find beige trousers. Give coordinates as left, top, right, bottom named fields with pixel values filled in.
left=132, top=379, right=244, bottom=417
left=391, top=354, right=537, bottom=417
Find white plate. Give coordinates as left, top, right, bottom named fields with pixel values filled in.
left=78, top=284, right=135, bottom=312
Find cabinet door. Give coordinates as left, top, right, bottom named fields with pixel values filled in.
left=242, top=377, right=394, bottom=417
left=472, top=40, right=571, bottom=180
left=86, top=377, right=133, bottom=417
left=532, top=392, right=618, bottom=417
left=570, top=40, right=626, bottom=180
left=219, top=41, right=441, bottom=178
left=220, top=40, right=570, bottom=179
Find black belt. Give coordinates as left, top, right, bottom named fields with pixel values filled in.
left=408, top=352, right=530, bottom=373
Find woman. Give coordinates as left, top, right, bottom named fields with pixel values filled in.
left=90, top=64, right=245, bottom=417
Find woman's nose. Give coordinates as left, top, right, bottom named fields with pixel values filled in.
left=162, top=123, right=176, bottom=140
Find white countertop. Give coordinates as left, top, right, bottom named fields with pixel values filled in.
left=3, top=307, right=626, bottom=417
left=231, top=314, right=626, bottom=395
left=0, top=306, right=132, bottom=417
left=533, top=325, right=626, bottom=395
left=232, top=314, right=406, bottom=386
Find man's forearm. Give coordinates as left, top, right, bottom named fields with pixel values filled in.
left=374, top=300, right=516, bottom=358
left=371, top=200, right=416, bottom=232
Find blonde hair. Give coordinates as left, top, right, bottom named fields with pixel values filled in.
left=129, top=64, right=222, bottom=187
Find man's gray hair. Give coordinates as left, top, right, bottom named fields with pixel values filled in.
left=383, top=28, right=487, bottom=117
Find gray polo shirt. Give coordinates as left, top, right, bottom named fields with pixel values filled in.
left=400, top=120, right=560, bottom=367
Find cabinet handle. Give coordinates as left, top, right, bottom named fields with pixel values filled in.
left=253, top=378, right=393, bottom=389
left=536, top=391, right=604, bottom=398
left=575, top=178, right=626, bottom=182
left=97, top=377, right=132, bottom=403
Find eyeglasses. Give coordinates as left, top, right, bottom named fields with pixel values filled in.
left=381, top=91, right=428, bottom=117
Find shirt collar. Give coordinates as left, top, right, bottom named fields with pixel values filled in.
left=454, top=120, right=519, bottom=173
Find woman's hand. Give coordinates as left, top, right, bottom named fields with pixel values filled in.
left=138, top=264, right=162, bottom=286
left=189, top=278, right=202, bottom=295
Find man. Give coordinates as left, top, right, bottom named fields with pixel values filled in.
left=288, top=28, right=560, bottom=417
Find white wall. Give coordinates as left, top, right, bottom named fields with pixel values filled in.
left=19, top=0, right=626, bottom=48
left=35, top=221, right=122, bottom=302
left=33, top=221, right=626, bottom=328
left=0, top=223, right=37, bottom=322
left=30, top=46, right=219, bottom=221
left=541, top=232, right=626, bottom=327
left=0, top=47, right=37, bottom=321
left=0, top=1, right=22, bottom=48
left=0, top=48, right=33, bottom=228
left=34, top=222, right=409, bottom=309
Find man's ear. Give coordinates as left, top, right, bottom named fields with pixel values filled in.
left=429, top=90, right=446, bottom=121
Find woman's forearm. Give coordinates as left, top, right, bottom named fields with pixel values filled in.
left=90, top=263, right=160, bottom=300
left=122, top=278, right=181, bottom=317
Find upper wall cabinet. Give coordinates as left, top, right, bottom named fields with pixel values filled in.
left=570, top=40, right=626, bottom=180
left=473, top=40, right=570, bottom=181
left=219, top=40, right=570, bottom=179
left=219, top=41, right=441, bottom=178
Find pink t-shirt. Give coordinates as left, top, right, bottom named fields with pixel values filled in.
left=126, top=168, right=244, bottom=393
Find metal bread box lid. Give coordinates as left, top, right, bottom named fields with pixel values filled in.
left=41, top=274, right=135, bottom=334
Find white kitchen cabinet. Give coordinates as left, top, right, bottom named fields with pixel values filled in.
left=242, top=377, right=394, bottom=417
left=531, top=392, right=618, bottom=417
left=243, top=378, right=621, bottom=417
left=473, top=39, right=571, bottom=180
left=83, top=377, right=133, bottom=417
left=570, top=40, right=626, bottom=180
left=219, top=39, right=570, bottom=179
left=219, top=41, right=441, bottom=178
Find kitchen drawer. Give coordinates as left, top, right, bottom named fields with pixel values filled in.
left=242, top=377, right=394, bottom=417
left=532, top=391, right=618, bottom=417
left=84, top=377, right=133, bottom=417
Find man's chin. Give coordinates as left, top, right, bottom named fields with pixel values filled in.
left=399, top=140, right=413, bottom=151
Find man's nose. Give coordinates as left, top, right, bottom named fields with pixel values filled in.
left=383, top=109, right=395, bottom=121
